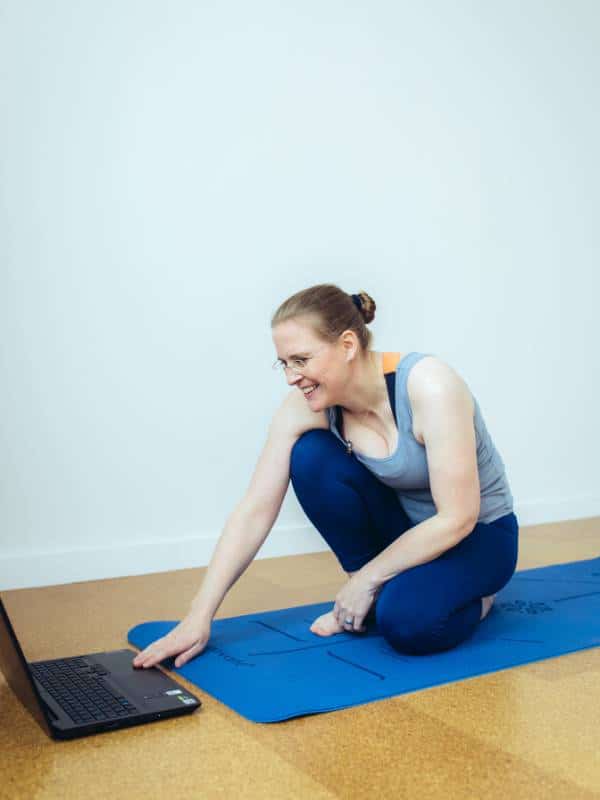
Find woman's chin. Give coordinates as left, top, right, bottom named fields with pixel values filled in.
left=304, top=385, right=331, bottom=409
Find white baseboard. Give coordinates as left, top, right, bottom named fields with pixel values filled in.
left=1, top=497, right=598, bottom=591
left=0, top=522, right=331, bottom=591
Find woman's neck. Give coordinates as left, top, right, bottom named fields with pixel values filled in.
left=340, top=350, right=391, bottom=418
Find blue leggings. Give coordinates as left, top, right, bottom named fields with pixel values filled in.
left=290, top=428, right=519, bottom=655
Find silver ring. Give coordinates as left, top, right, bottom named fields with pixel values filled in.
left=344, top=617, right=353, bottom=625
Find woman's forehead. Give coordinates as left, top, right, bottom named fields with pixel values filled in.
left=272, top=319, right=320, bottom=351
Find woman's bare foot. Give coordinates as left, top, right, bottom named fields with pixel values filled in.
left=309, top=570, right=372, bottom=636
left=480, top=594, right=497, bottom=620
left=310, top=610, right=347, bottom=636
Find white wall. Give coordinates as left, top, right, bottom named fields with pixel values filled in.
left=1, top=1, right=598, bottom=590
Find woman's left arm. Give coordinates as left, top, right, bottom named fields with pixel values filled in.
left=358, top=360, right=481, bottom=590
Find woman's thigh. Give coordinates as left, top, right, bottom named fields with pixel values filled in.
left=377, top=513, right=519, bottom=633
left=290, top=428, right=413, bottom=572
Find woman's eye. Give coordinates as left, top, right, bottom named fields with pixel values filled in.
left=293, top=359, right=306, bottom=367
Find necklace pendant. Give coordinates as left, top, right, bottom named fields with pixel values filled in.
left=346, top=439, right=353, bottom=456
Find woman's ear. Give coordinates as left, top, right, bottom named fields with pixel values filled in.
left=340, top=329, right=359, bottom=361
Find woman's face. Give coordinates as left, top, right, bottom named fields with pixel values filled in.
left=272, top=319, right=344, bottom=409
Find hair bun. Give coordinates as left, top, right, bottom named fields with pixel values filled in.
left=352, top=290, right=376, bottom=324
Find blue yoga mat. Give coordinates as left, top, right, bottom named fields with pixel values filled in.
left=128, top=557, right=600, bottom=723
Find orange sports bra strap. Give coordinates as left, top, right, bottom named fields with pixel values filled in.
left=382, top=352, right=402, bottom=374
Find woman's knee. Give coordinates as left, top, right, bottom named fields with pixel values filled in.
left=376, top=601, right=445, bottom=655
left=375, top=578, right=477, bottom=656
left=290, top=428, right=340, bottom=481
left=378, top=619, right=448, bottom=655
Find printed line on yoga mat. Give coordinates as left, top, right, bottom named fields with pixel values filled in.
left=327, top=650, right=386, bottom=680
left=251, top=620, right=304, bottom=641
left=249, top=643, right=341, bottom=656
left=512, top=577, right=600, bottom=584
left=249, top=635, right=378, bottom=657
left=495, top=637, right=546, bottom=644
left=553, top=590, right=600, bottom=602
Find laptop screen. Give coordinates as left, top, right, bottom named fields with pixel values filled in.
left=0, top=595, right=53, bottom=736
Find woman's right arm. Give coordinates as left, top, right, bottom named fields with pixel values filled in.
left=132, top=390, right=322, bottom=669
left=130, top=502, right=281, bottom=670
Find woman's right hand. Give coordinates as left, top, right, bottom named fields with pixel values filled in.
left=132, top=612, right=212, bottom=670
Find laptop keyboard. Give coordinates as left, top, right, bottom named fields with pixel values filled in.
left=30, top=656, right=139, bottom=725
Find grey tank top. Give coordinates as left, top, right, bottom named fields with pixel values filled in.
left=326, top=352, right=514, bottom=526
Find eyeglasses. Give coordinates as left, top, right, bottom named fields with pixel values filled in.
left=272, top=346, right=327, bottom=375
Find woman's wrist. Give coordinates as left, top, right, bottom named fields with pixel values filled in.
left=355, top=565, right=383, bottom=594
left=188, top=599, right=213, bottom=623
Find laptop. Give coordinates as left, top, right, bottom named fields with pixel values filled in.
left=0, top=594, right=201, bottom=740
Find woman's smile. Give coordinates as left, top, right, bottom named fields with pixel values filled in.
left=302, top=383, right=320, bottom=398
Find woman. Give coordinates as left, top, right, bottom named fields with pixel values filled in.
left=133, top=284, right=518, bottom=668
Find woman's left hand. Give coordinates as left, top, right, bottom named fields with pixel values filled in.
left=333, top=572, right=380, bottom=633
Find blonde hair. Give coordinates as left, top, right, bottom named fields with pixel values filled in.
left=271, top=284, right=376, bottom=352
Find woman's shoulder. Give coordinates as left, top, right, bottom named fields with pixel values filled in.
left=273, top=388, right=330, bottom=439
left=406, top=354, right=474, bottom=416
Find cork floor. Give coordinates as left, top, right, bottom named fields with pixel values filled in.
left=1, top=517, right=600, bottom=799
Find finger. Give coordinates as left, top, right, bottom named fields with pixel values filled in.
left=336, top=606, right=347, bottom=624
left=137, top=648, right=166, bottom=668
left=134, top=645, right=160, bottom=663
left=174, top=652, right=191, bottom=668
left=132, top=650, right=151, bottom=667
left=133, top=649, right=157, bottom=665
left=175, top=648, right=193, bottom=668
left=175, top=641, right=203, bottom=668
left=133, top=642, right=162, bottom=666
left=133, top=654, right=154, bottom=668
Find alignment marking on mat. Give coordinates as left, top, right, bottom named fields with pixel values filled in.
left=251, top=620, right=304, bottom=641
left=496, top=637, right=546, bottom=644
left=248, top=637, right=376, bottom=656
left=512, top=577, right=600, bottom=584
left=248, top=643, right=341, bottom=656
left=553, top=590, right=600, bottom=602
left=327, top=650, right=386, bottom=680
